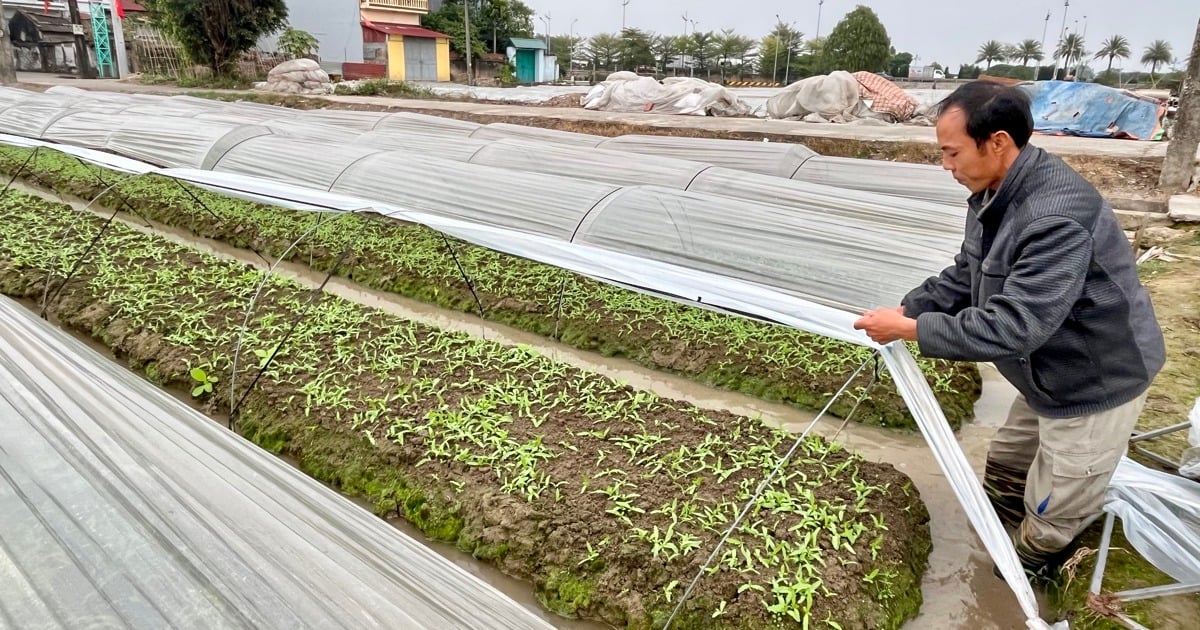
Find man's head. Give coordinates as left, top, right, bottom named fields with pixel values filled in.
left=934, top=81, right=1034, bottom=194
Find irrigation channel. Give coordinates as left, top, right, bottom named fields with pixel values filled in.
left=5, top=178, right=1031, bottom=628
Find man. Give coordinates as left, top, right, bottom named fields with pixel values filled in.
left=853, top=80, right=1165, bottom=574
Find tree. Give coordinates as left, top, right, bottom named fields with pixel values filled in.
left=422, top=0, right=487, bottom=59
left=586, top=33, right=622, bottom=72
left=976, top=40, right=1006, bottom=70
left=689, top=30, right=718, bottom=78
left=1160, top=19, right=1199, bottom=191
left=887, top=51, right=913, bottom=77
left=757, top=20, right=804, bottom=82
left=0, top=0, right=17, bottom=84
left=651, top=35, right=681, bottom=74
left=714, top=29, right=755, bottom=81
left=549, top=35, right=583, bottom=69
left=1055, top=32, right=1088, bottom=77
left=475, top=0, right=535, bottom=54
left=1142, top=39, right=1174, bottom=84
left=617, top=28, right=656, bottom=71
left=822, top=5, right=891, bottom=73
left=142, top=0, right=288, bottom=76
left=1094, top=35, right=1131, bottom=73
left=957, top=63, right=982, bottom=80
left=1013, top=39, right=1044, bottom=67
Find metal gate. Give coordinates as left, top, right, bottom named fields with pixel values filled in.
left=403, top=37, right=437, bottom=82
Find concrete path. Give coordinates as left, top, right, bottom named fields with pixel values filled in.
left=15, top=72, right=1195, bottom=162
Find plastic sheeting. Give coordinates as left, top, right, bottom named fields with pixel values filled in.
left=469, top=138, right=710, bottom=189
left=356, top=130, right=492, bottom=162
left=0, top=87, right=961, bottom=206
left=576, top=186, right=955, bottom=310
left=792, top=156, right=966, bottom=205
left=0, top=135, right=1057, bottom=627
left=376, top=111, right=483, bottom=135
left=344, top=134, right=964, bottom=254
left=1024, top=81, right=1167, bottom=140
left=331, top=151, right=620, bottom=241
left=1181, top=399, right=1200, bottom=480
left=583, top=72, right=752, bottom=117
left=1105, top=457, right=1200, bottom=583
left=470, top=122, right=607, bottom=148
left=0, top=296, right=558, bottom=630
left=212, top=136, right=386, bottom=190
left=686, top=167, right=965, bottom=253
left=599, top=135, right=818, bottom=178
left=766, top=71, right=875, bottom=121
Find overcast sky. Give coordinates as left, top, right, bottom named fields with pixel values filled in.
left=522, top=0, right=1196, bottom=72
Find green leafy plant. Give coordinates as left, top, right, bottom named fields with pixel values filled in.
left=277, top=26, right=320, bottom=59
left=190, top=366, right=219, bottom=397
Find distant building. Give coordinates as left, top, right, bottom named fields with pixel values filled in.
left=262, top=0, right=450, bottom=81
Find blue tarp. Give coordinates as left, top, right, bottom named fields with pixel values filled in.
left=1023, top=81, right=1166, bottom=140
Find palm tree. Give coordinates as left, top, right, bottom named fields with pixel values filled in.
left=1013, top=39, right=1044, bottom=78
left=976, top=40, right=1006, bottom=70
left=1141, top=40, right=1173, bottom=83
left=1055, top=33, right=1087, bottom=77
left=1093, top=35, right=1131, bottom=73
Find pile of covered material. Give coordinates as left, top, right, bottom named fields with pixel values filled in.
left=1023, top=80, right=1167, bottom=140
left=255, top=59, right=334, bottom=96
left=766, top=70, right=920, bottom=123
left=583, top=72, right=751, bottom=116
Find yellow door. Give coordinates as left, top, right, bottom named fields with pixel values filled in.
left=387, top=36, right=405, bottom=81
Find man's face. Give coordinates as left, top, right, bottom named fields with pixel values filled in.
left=936, top=107, right=1005, bottom=194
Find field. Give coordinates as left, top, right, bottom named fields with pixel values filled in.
left=0, top=188, right=933, bottom=628
left=0, top=146, right=983, bottom=432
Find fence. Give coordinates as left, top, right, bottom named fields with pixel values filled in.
left=128, top=21, right=291, bottom=80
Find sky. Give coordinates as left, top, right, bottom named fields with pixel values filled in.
left=521, top=0, right=1197, bottom=72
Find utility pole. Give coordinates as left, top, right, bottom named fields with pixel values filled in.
left=1160, top=18, right=1200, bottom=192
left=815, top=0, right=824, bottom=40
left=1038, top=11, right=1051, bottom=81
left=687, top=18, right=698, bottom=78
left=621, top=0, right=629, bottom=32
left=66, top=0, right=93, bottom=78
left=681, top=12, right=689, bottom=77
left=1074, top=15, right=1088, bottom=78
left=569, top=18, right=578, bottom=79
left=463, top=0, right=472, bottom=86
left=1055, top=0, right=1069, bottom=79
left=0, top=0, right=17, bottom=84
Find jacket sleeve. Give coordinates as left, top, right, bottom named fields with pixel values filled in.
left=901, top=246, right=972, bottom=317
left=914, top=216, right=1092, bottom=361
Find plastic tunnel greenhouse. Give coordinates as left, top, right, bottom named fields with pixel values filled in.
left=0, top=85, right=1074, bottom=628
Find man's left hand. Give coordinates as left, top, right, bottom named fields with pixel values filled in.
left=853, top=307, right=919, bottom=345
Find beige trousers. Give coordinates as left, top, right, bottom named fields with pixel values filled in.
left=983, top=393, right=1146, bottom=567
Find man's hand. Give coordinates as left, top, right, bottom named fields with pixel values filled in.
left=853, top=307, right=919, bottom=345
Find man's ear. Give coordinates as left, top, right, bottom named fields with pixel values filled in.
left=990, top=130, right=1013, bottom=154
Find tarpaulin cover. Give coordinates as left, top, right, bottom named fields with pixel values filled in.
left=1024, top=81, right=1167, bottom=140
left=583, top=72, right=753, bottom=117
left=0, top=296, right=557, bottom=630
left=766, top=71, right=876, bottom=121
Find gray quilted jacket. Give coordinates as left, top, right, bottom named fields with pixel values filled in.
left=903, top=146, right=1165, bottom=418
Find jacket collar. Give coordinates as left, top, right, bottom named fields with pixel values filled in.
left=969, top=145, right=1041, bottom=220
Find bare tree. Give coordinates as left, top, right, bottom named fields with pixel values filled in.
left=0, top=0, right=18, bottom=84
left=1160, top=19, right=1200, bottom=192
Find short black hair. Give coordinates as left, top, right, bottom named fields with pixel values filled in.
left=934, top=80, right=1034, bottom=149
